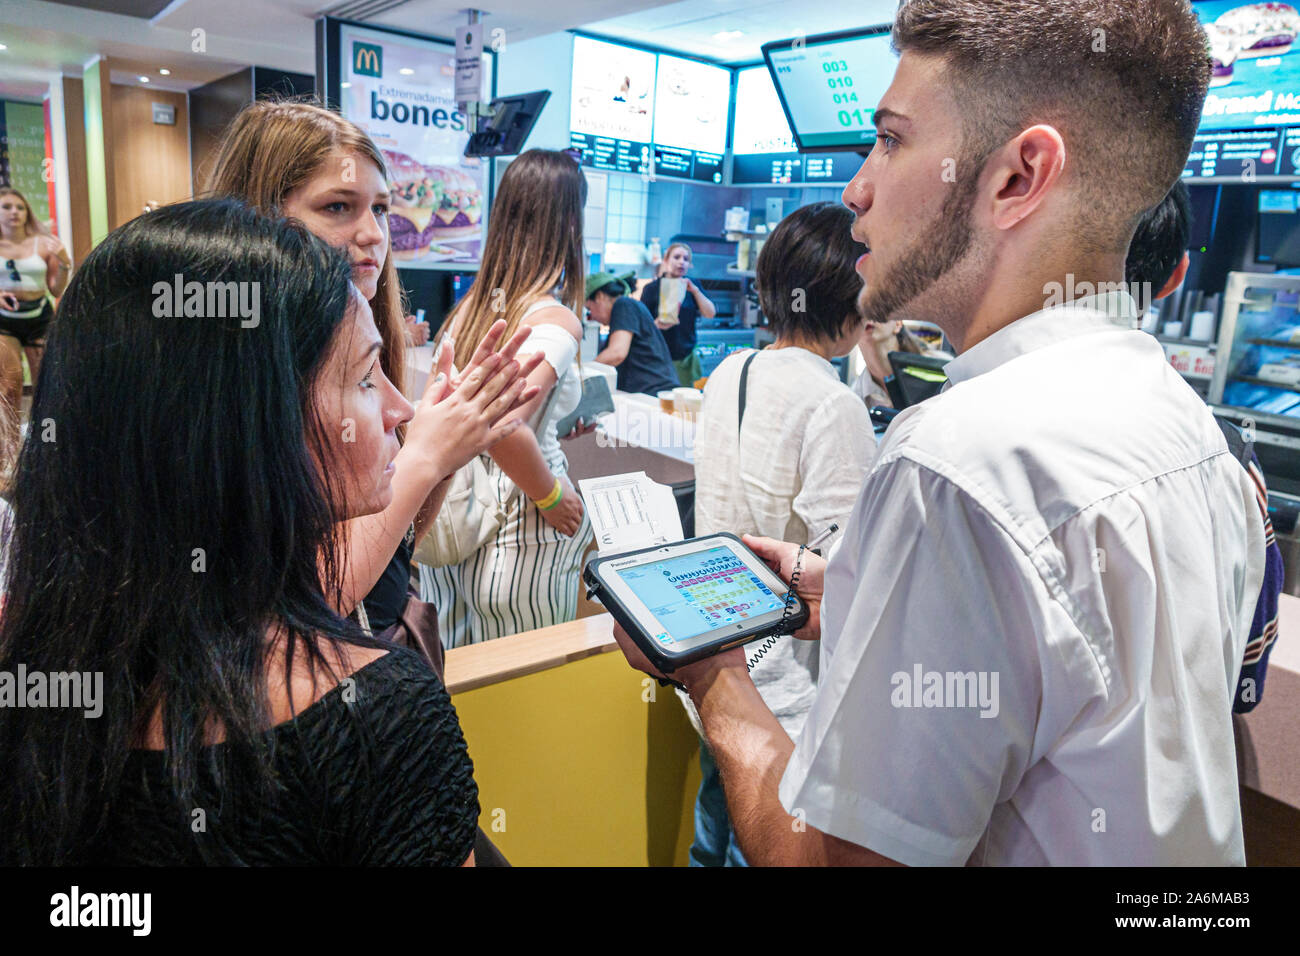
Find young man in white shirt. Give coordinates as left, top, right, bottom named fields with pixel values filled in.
left=612, top=0, right=1266, bottom=866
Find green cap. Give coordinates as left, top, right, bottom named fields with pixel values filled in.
left=585, top=271, right=636, bottom=300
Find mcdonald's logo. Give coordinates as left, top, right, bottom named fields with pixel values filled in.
left=353, top=41, right=382, bottom=78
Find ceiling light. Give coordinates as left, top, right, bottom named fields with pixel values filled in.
left=159, top=68, right=170, bottom=75
left=139, top=75, right=150, bottom=83
left=399, top=67, right=414, bottom=75
left=712, top=30, right=744, bottom=42
left=0, top=44, right=8, bottom=51
left=341, top=81, right=351, bottom=88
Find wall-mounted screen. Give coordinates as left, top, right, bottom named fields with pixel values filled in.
left=569, top=35, right=657, bottom=175
left=331, top=20, right=493, bottom=269
left=762, top=26, right=897, bottom=151
left=651, top=53, right=729, bottom=183
left=731, top=65, right=864, bottom=184
left=1195, top=0, right=1300, bottom=131
left=1258, top=187, right=1300, bottom=264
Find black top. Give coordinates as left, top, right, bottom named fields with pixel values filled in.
left=639, top=277, right=699, bottom=361
left=607, top=296, right=681, bottom=396
left=362, top=527, right=415, bottom=632
left=93, top=649, right=479, bottom=865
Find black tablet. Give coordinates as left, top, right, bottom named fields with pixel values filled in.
left=583, top=532, right=809, bottom=673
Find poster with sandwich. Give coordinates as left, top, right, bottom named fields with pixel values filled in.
left=339, top=23, right=492, bottom=268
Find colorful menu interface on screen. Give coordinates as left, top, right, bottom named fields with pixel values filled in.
left=766, top=30, right=897, bottom=150
left=569, top=35, right=657, bottom=175
left=651, top=54, right=729, bottom=183
left=731, top=65, right=865, bottom=184
left=616, top=547, right=786, bottom=646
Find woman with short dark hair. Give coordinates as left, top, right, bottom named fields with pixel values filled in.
left=0, top=199, right=512, bottom=865
left=684, top=200, right=876, bottom=866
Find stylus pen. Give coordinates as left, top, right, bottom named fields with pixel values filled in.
left=807, top=523, right=839, bottom=556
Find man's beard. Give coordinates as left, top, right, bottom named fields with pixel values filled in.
left=858, top=165, right=981, bottom=326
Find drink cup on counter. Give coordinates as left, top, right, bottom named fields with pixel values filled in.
left=658, top=390, right=676, bottom=414
left=672, top=387, right=703, bottom=417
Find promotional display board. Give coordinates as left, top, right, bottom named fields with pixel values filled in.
left=650, top=53, right=729, bottom=183
left=1196, top=0, right=1300, bottom=131
left=327, top=19, right=494, bottom=269
left=569, top=35, right=658, bottom=176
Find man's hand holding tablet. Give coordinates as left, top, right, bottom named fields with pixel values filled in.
left=741, top=534, right=826, bottom=642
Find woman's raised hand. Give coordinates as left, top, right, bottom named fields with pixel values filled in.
left=409, top=319, right=545, bottom=478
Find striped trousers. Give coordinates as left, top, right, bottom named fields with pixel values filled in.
left=419, top=462, right=593, bottom=648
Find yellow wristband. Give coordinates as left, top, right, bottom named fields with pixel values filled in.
left=533, top=478, right=563, bottom=511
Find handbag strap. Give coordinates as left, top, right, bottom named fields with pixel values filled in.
left=737, top=349, right=759, bottom=431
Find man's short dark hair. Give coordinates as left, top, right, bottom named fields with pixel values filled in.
left=755, top=201, right=865, bottom=341
left=892, top=0, right=1210, bottom=253
left=1125, top=180, right=1191, bottom=311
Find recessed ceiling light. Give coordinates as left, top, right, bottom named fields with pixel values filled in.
left=340, top=81, right=351, bottom=88
left=712, top=30, right=744, bottom=42
left=159, top=68, right=170, bottom=75
left=139, top=75, right=150, bottom=83
left=0, top=44, right=8, bottom=51
left=399, top=67, right=414, bottom=75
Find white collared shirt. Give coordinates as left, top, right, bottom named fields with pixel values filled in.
left=778, top=292, right=1266, bottom=866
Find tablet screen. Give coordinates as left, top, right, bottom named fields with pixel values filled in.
left=615, top=545, right=788, bottom=644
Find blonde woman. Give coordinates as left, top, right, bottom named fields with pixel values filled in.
left=0, top=187, right=71, bottom=413
left=421, top=149, right=592, bottom=647
left=205, top=100, right=541, bottom=644
left=639, top=242, right=715, bottom=386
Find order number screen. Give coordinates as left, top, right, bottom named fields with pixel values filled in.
left=616, top=546, right=786, bottom=646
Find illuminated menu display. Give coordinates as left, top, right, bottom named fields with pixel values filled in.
left=731, top=66, right=864, bottom=184
left=651, top=53, right=729, bottom=183
left=763, top=28, right=896, bottom=150
left=569, top=36, right=657, bottom=175
left=1182, top=127, right=1283, bottom=178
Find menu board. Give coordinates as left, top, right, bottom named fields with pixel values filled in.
left=763, top=27, right=897, bottom=150
left=569, top=35, right=657, bottom=176
left=1182, top=126, right=1284, bottom=178
left=731, top=65, right=863, bottom=184
left=337, top=23, right=491, bottom=269
left=650, top=54, right=729, bottom=183
left=1195, top=0, right=1300, bottom=132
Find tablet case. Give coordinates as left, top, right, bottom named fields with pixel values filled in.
left=583, top=532, right=809, bottom=673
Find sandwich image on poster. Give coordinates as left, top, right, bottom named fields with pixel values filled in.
left=384, top=150, right=483, bottom=261
left=339, top=22, right=490, bottom=268
left=1195, top=1, right=1300, bottom=129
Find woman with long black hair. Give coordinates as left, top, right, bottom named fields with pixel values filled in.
left=0, top=199, right=522, bottom=864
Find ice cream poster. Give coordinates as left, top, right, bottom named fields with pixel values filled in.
left=339, top=24, right=492, bottom=268
left=1197, top=1, right=1300, bottom=130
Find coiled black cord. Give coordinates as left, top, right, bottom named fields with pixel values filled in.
left=748, top=542, right=808, bottom=671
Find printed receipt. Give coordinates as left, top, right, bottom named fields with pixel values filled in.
left=577, top=471, right=685, bottom=556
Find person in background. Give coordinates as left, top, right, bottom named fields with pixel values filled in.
left=1125, top=179, right=1282, bottom=714
left=405, top=313, right=431, bottom=346
left=586, top=271, right=680, bottom=397
left=206, top=99, right=540, bottom=646
left=852, top=316, right=931, bottom=408
left=684, top=201, right=875, bottom=866
left=613, top=0, right=1263, bottom=866
left=0, top=200, right=488, bottom=864
left=0, top=187, right=71, bottom=415
left=640, top=242, right=716, bottom=386
left=422, top=150, right=592, bottom=647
